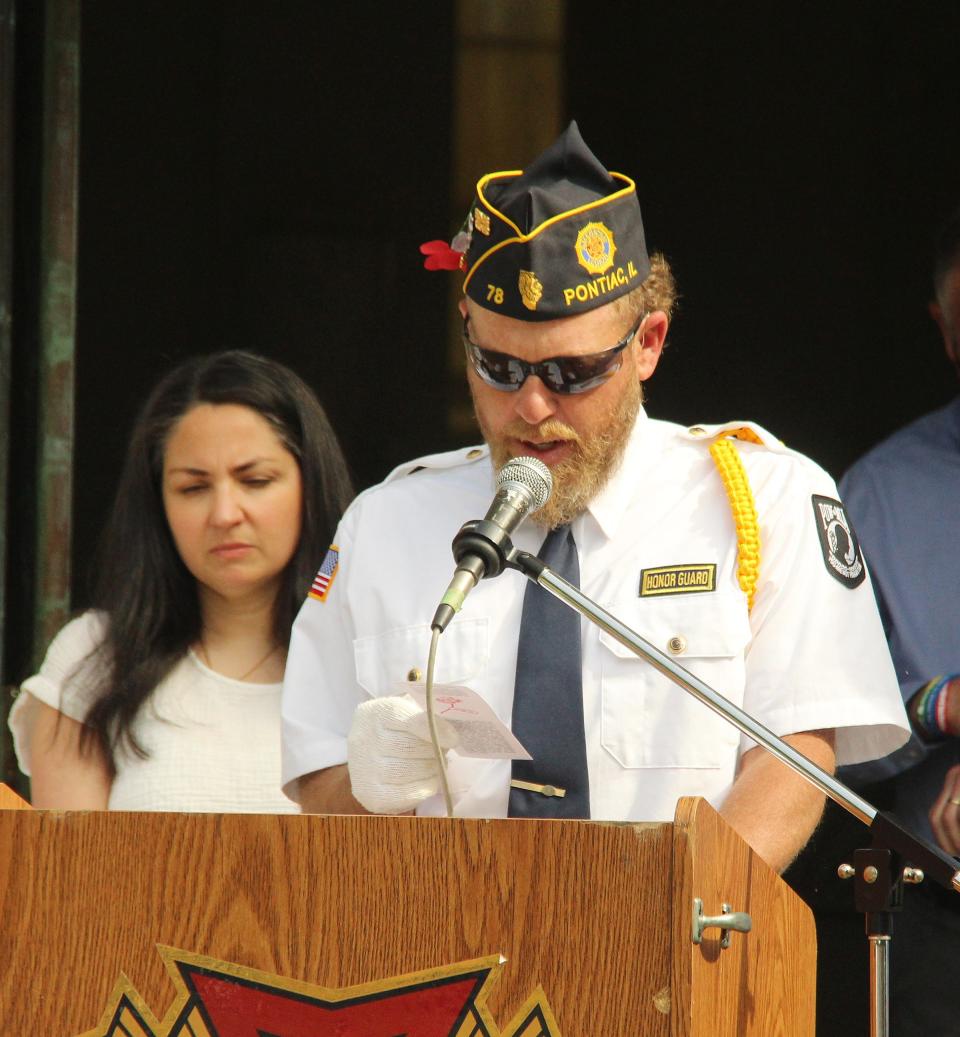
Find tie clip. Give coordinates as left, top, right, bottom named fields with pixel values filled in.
left=510, top=779, right=567, bottom=798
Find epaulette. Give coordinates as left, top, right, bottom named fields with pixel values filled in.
left=383, top=444, right=490, bottom=484
left=680, top=420, right=787, bottom=453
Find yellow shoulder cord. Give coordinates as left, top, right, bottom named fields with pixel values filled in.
left=708, top=429, right=761, bottom=611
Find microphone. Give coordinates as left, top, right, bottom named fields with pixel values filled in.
left=431, top=456, right=552, bottom=632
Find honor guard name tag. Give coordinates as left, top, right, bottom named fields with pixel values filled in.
left=639, top=564, right=717, bottom=597
left=812, top=495, right=866, bottom=588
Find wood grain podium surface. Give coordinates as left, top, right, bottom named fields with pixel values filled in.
left=0, top=795, right=814, bottom=1035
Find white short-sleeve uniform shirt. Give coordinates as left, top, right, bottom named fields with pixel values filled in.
left=282, top=410, right=909, bottom=820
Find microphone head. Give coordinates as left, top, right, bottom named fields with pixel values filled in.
left=496, top=455, right=552, bottom=510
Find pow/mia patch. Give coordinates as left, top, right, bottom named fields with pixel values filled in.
left=812, top=495, right=866, bottom=588
left=640, top=563, right=717, bottom=597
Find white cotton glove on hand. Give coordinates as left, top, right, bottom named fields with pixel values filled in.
left=347, top=696, right=459, bottom=814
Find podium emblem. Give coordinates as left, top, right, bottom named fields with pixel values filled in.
left=80, top=947, right=562, bottom=1037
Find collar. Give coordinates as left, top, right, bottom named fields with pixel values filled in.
left=582, top=407, right=659, bottom=540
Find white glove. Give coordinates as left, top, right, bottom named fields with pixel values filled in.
left=347, top=695, right=459, bottom=814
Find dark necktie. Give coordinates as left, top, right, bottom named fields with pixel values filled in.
left=508, top=524, right=591, bottom=818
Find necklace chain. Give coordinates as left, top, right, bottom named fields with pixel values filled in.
left=198, top=639, right=280, bottom=681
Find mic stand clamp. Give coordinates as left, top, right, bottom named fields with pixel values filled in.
left=836, top=839, right=925, bottom=1037
left=452, top=519, right=516, bottom=579
left=432, top=524, right=517, bottom=633
left=841, top=848, right=902, bottom=1037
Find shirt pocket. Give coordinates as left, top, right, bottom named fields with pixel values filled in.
left=599, top=593, right=750, bottom=769
left=354, top=618, right=490, bottom=698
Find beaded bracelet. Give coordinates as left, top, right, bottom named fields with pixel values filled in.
left=939, top=677, right=958, bottom=735
left=911, top=674, right=960, bottom=741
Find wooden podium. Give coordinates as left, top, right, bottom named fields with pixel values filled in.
left=0, top=787, right=814, bottom=1035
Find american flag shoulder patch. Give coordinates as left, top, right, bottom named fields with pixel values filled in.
left=309, top=545, right=339, bottom=602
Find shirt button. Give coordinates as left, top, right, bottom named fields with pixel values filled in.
left=407, top=667, right=422, bottom=682
left=466, top=448, right=483, bottom=459
left=667, top=635, right=687, bottom=655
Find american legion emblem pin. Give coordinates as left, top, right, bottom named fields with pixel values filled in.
left=574, top=221, right=617, bottom=275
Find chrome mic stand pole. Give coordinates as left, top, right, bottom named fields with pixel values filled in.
left=506, top=548, right=960, bottom=1037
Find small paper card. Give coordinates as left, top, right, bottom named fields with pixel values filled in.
left=400, top=682, right=531, bottom=760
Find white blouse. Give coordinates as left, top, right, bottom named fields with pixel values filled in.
left=9, top=611, right=299, bottom=813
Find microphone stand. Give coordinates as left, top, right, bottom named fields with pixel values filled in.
left=503, top=545, right=960, bottom=1037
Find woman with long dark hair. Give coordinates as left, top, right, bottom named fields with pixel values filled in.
left=9, top=350, right=353, bottom=811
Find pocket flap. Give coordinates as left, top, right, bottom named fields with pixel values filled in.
left=598, top=592, right=750, bottom=660
left=354, top=618, right=489, bottom=697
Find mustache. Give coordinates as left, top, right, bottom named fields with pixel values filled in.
left=502, top=419, right=581, bottom=445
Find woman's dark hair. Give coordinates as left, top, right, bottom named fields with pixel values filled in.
left=81, top=350, right=354, bottom=767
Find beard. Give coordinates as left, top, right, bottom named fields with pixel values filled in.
left=476, top=376, right=643, bottom=530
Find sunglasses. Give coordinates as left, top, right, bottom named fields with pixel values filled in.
left=463, top=313, right=645, bottom=395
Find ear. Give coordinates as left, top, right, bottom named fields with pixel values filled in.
left=633, top=310, right=669, bottom=381
left=458, top=297, right=470, bottom=321
left=930, top=300, right=960, bottom=376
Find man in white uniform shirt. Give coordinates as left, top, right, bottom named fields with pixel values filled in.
left=281, top=123, right=908, bottom=872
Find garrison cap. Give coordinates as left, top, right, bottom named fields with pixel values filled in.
left=460, top=123, right=650, bottom=321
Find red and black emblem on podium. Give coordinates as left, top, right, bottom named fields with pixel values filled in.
left=80, top=948, right=562, bottom=1037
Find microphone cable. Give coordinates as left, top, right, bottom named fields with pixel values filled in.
left=424, top=625, right=455, bottom=817
left=424, top=456, right=552, bottom=818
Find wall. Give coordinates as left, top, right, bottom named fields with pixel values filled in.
left=565, top=2, right=960, bottom=477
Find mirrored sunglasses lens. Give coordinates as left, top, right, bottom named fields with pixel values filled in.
left=553, top=354, right=621, bottom=394
left=471, top=346, right=523, bottom=390
left=467, top=336, right=624, bottom=394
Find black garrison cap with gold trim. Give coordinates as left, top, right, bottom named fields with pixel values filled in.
left=461, top=122, right=650, bottom=321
